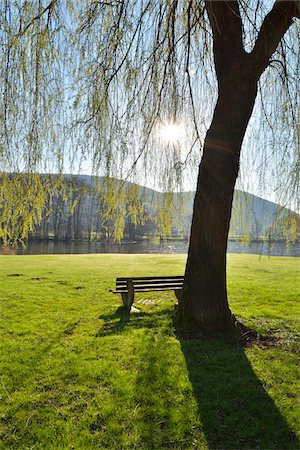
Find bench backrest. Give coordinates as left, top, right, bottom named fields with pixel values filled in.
left=115, top=276, right=184, bottom=292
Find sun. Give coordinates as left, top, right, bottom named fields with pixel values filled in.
left=158, top=122, right=186, bottom=144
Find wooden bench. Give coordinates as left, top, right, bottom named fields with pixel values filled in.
left=110, top=276, right=184, bottom=311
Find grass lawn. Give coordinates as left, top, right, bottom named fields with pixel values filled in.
left=0, top=253, right=299, bottom=449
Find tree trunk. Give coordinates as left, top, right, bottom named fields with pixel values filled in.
left=175, top=0, right=298, bottom=335
left=176, top=67, right=258, bottom=334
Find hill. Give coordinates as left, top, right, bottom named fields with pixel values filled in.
left=30, top=174, right=299, bottom=242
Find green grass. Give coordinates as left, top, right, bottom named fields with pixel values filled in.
left=0, top=253, right=299, bottom=449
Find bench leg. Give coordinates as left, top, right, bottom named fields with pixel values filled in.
left=121, top=280, right=135, bottom=312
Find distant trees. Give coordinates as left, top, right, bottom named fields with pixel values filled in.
left=30, top=175, right=165, bottom=242
left=4, top=173, right=295, bottom=244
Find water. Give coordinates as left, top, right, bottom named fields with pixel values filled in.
left=8, top=239, right=300, bottom=256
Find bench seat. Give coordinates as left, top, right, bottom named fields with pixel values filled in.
left=110, top=276, right=184, bottom=311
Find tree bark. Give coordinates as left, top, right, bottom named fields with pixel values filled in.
left=176, top=75, right=258, bottom=334
left=175, top=0, right=298, bottom=334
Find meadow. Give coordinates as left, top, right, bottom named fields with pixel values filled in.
left=0, top=253, right=299, bottom=449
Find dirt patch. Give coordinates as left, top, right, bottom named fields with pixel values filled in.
left=63, top=321, right=79, bottom=336
left=7, top=273, right=24, bottom=277
left=31, top=277, right=47, bottom=281
left=175, top=318, right=278, bottom=347
left=235, top=321, right=277, bottom=348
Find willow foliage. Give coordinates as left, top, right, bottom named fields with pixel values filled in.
left=0, top=1, right=299, bottom=245
left=0, top=173, right=49, bottom=247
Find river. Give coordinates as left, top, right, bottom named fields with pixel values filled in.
left=8, top=239, right=300, bottom=257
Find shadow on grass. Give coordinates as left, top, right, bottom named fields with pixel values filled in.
left=97, top=306, right=298, bottom=449
left=179, top=335, right=298, bottom=449
left=97, top=306, right=130, bottom=336
left=132, top=334, right=184, bottom=449
left=98, top=306, right=197, bottom=448
left=97, top=306, right=172, bottom=337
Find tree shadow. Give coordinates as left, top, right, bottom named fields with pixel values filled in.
left=179, top=335, right=298, bottom=449
left=97, top=306, right=173, bottom=337
left=131, top=335, right=180, bottom=449
left=96, top=306, right=298, bottom=448
left=97, top=306, right=198, bottom=448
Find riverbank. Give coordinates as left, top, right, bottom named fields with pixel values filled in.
left=0, top=254, right=299, bottom=449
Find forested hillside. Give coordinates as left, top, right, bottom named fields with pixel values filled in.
left=28, top=175, right=299, bottom=242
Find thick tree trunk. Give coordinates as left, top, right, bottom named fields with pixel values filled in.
left=175, top=0, right=298, bottom=335
left=176, top=68, right=258, bottom=334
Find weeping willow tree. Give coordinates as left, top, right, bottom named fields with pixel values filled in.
left=0, top=173, right=49, bottom=247
left=1, top=1, right=299, bottom=333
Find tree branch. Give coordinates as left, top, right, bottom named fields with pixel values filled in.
left=17, top=0, right=57, bottom=38
left=251, top=0, right=299, bottom=76
left=205, top=0, right=245, bottom=78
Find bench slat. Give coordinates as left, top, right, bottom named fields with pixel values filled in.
left=112, top=283, right=183, bottom=292
left=116, top=280, right=183, bottom=285
left=134, top=282, right=183, bottom=288
left=114, top=281, right=183, bottom=289
left=116, top=275, right=184, bottom=279
left=111, top=286, right=182, bottom=294
left=116, top=276, right=183, bottom=282
left=116, top=277, right=183, bottom=285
